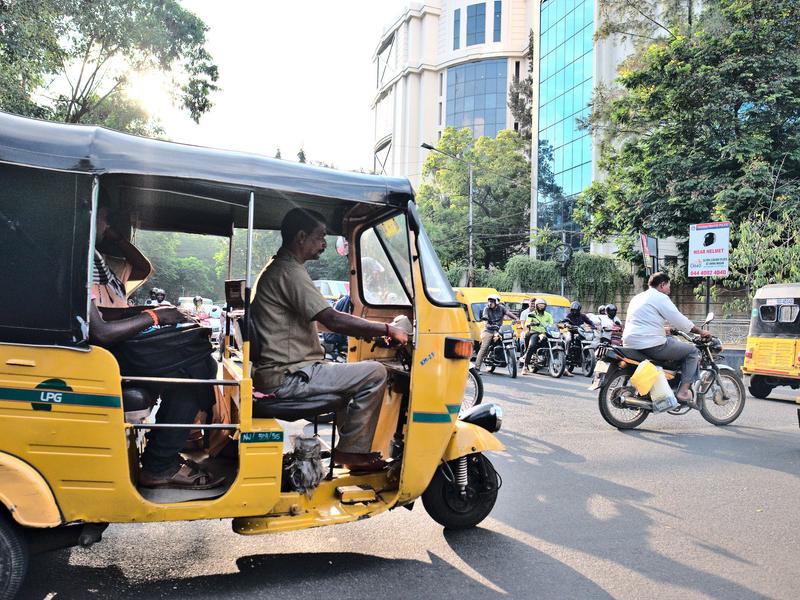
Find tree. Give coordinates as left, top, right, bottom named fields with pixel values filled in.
left=575, top=0, right=800, bottom=265
left=417, top=127, right=532, bottom=270
left=0, top=0, right=218, bottom=132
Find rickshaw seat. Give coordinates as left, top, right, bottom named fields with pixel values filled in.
left=252, top=391, right=348, bottom=421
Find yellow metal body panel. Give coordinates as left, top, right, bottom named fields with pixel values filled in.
left=742, top=337, right=800, bottom=378
left=0, top=453, right=61, bottom=527
left=442, top=421, right=505, bottom=461
left=0, top=344, right=283, bottom=525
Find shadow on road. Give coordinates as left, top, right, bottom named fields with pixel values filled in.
left=490, top=432, right=765, bottom=599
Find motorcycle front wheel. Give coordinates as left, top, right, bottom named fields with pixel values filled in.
left=549, top=349, right=566, bottom=378
left=506, top=348, right=517, bottom=378
left=460, top=367, right=484, bottom=416
left=699, top=370, right=746, bottom=426
left=422, top=454, right=500, bottom=529
left=582, top=348, right=596, bottom=377
left=598, top=368, right=649, bottom=429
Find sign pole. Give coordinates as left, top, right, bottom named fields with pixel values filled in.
left=705, top=276, right=711, bottom=316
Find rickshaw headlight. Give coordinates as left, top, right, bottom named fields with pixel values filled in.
left=459, top=403, right=502, bottom=432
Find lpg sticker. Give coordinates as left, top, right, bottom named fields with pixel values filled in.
left=419, top=352, right=435, bottom=366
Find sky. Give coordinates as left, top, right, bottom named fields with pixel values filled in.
left=125, top=1, right=411, bottom=172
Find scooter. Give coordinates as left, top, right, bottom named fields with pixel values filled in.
left=481, top=324, right=518, bottom=378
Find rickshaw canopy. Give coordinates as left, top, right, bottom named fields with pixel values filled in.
left=0, top=111, right=414, bottom=236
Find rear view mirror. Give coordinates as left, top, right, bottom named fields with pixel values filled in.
left=705, top=312, right=714, bottom=324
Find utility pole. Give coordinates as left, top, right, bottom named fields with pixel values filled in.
left=421, top=142, right=475, bottom=285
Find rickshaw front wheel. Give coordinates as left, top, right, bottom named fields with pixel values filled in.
left=0, top=513, right=28, bottom=600
left=422, top=454, right=500, bottom=530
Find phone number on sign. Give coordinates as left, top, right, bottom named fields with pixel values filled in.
left=690, top=269, right=729, bottom=276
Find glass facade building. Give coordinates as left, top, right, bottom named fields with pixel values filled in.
left=537, top=0, right=594, bottom=249
left=446, top=58, right=508, bottom=139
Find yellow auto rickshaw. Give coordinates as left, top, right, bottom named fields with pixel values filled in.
left=741, top=283, right=800, bottom=401
left=0, top=112, right=504, bottom=598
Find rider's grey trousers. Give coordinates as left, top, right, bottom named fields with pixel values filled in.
left=638, top=337, right=699, bottom=387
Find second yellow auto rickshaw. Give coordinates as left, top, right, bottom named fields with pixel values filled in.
left=0, top=112, right=505, bottom=599
left=741, top=283, right=800, bottom=400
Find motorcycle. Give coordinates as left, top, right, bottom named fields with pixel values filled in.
left=589, top=323, right=624, bottom=390
left=526, top=324, right=567, bottom=378
left=482, top=324, right=518, bottom=378
left=460, top=367, right=484, bottom=416
left=597, top=313, right=746, bottom=429
left=563, top=324, right=597, bottom=377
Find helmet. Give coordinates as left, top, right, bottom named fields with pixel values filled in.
left=606, top=304, right=618, bottom=319
left=598, top=305, right=607, bottom=315
left=570, top=301, right=582, bottom=314
left=149, top=287, right=159, bottom=298
left=534, top=298, right=547, bottom=309
left=193, top=295, right=203, bottom=304
left=488, top=294, right=501, bottom=302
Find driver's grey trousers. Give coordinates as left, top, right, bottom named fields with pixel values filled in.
left=262, top=361, right=387, bottom=454
left=638, top=338, right=700, bottom=387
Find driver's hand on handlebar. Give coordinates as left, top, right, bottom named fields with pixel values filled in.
left=153, top=306, right=189, bottom=326
left=386, top=324, right=409, bottom=345
left=699, top=329, right=712, bottom=339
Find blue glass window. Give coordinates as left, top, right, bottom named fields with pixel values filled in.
left=445, top=58, right=507, bottom=139
left=493, top=1, right=502, bottom=42
left=536, top=0, right=594, bottom=250
left=454, top=9, right=461, bottom=50
left=466, top=3, right=486, bottom=46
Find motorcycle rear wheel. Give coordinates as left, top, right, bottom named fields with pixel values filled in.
left=699, top=370, right=746, bottom=426
left=598, top=369, right=649, bottom=429
left=549, top=350, right=566, bottom=378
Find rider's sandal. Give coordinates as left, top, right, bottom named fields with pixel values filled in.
left=139, top=461, right=225, bottom=490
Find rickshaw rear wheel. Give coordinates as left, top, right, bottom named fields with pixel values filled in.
left=748, top=376, right=772, bottom=399
left=0, top=513, right=28, bottom=600
left=422, top=454, right=500, bottom=529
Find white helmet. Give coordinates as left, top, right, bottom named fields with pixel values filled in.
left=534, top=298, right=547, bottom=307
left=488, top=294, right=501, bottom=302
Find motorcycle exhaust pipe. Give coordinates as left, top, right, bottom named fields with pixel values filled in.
left=620, top=396, right=653, bottom=410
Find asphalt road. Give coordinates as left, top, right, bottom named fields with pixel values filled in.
left=19, top=371, right=800, bottom=600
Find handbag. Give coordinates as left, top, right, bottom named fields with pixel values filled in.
left=111, top=323, right=213, bottom=376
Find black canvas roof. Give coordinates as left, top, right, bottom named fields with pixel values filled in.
left=0, top=111, right=413, bottom=235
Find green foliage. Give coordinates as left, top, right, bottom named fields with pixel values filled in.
left=417, top=128, right=532, bottom=271
left=567, top=253, right=631, bottom=304
left=724, top=211, right=800, bottom=311
left=503, top=255, right=561, bottom=293
left=0, top=0, right=218, bottom=131
left=577, top=0, right=800, bottom=266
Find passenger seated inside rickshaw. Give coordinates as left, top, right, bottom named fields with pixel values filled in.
left=89, top=194, right=224, bottom=491
left=249, top=208, right=410, bottom=473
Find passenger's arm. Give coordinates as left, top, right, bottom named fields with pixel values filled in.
left=315, top=307, right=409, bottom=345
left=89, top=302, right=188, bottom=346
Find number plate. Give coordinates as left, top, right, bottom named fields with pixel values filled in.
left=595, top=361, right=609, bottom=374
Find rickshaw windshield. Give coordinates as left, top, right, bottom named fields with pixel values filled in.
left=358, top=215, right=412, bottom=306
left=408, top=203, right=457, bottom=306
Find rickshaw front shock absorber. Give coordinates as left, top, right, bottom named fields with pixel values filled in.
left=456, top=456, right=468, bottom=496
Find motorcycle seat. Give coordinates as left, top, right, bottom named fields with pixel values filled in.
left=613, top=347, right=650, bottom=362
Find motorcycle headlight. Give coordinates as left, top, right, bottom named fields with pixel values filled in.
left=459, top=403, right=502, bottom=432
left=709, top=337, right=723, bottom=355
left=502, top=332, right=513, bottom=339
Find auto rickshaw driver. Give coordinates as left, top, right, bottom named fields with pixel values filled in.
left=251, top=208, right=410, bottom=472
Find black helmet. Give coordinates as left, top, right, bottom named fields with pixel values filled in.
left=570, top=301, right=581, bottom=314
left=606, top=304, right=618, bottom=319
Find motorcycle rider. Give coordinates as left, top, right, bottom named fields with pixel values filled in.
left=599, top=303, right=623, bottom=343
left=560, top=301, right=596, bottom=329
left=521, top=298, right=554, bottom=374
left=622, top=272, right=710, bottom=403
left=475, top=294, right=516, bottom=372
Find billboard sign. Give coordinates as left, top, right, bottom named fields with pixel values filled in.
left=688, top=221, right=730, bottom=277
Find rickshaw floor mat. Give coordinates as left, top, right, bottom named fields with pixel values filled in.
left=137, top=455, right=237, bottom=504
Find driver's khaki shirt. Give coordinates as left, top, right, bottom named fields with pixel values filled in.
left=251, top=248, right=331, bottom=390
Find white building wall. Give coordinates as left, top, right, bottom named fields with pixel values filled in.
left=372, top=0, right=531, bottom=189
